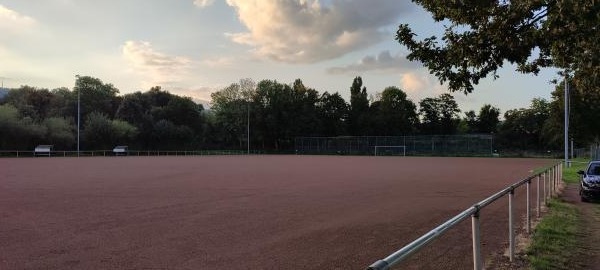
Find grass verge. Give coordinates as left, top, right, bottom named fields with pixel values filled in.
left=563, top=159, right=589, bottom=184
left=527, top=198, right=580, bottom=269
left=526, top=159, right=589, bottom=269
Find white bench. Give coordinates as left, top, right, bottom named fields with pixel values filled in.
left=34, top=145, right=53, bottom=156
left=113, top=146, right=128, bottom=156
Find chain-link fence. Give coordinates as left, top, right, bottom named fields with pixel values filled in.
left=591, top=144, right=600, bottom=160
left=294, top=134, right=493, bottom=156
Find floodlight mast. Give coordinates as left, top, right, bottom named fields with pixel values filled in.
left=564, top=72, right=569, bottom=167
left=76, top=75, right=81, bottom=157
left=247, top=102, right=250, bottom=155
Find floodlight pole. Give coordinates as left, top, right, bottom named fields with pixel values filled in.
left=564, top=73, right=569, bottom=167
left=247, top=102, right=250, bottom=155
left=77, top=76, right=81, bottom=157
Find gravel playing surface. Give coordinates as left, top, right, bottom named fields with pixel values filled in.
left=0, top=155, right=553, bottom=269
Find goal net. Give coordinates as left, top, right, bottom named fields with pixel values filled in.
left=374, top=146, right=406, bottom=156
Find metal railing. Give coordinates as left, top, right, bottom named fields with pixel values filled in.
left=0, top=149, right=254, bottom=158
left=367, top=161, right=563, bottom=270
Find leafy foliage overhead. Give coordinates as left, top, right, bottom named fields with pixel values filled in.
left=396, top=0, right=600, bottom=93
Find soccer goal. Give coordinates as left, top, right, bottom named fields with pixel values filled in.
left=374, top=146, right=406, bottom=156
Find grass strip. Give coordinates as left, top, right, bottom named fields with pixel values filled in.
left=526, top=160, right=588, bottom=269
left=562, top=159, right=589, bottom=184
left=527, top=199, right=580, bottom=270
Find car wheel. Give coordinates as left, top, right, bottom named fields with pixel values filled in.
left=581, top=196, right=589, bottom=202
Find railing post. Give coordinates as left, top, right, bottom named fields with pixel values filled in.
left=560, top=163, right=563, bottom=184
left=553, top=166, right=556, bottom=193
left=557, top=164, right=561, bottom=189
left=537, top=175, right=541, bottom=218
left=526, top=179, right=531, bottom=234
left=508, top=189, right=515, bottom=262
left=543, top=172, right=547, bottom=205
left=472, top=209, right=482, bottom=270
left=549, top=169, right=553, bottom=198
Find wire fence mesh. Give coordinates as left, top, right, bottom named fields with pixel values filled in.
left=294, top=134, right=494, bottom=156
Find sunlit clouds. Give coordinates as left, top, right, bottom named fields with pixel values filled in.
left=224, top=0, right=413, bottom=63
left=0, top=0, right=558, bottom=113
left=0, top=4, right=35, bottom=27
left=400, top=71, right=448, bottom=100
left=122, top=41, right=192, bottom=88
left=193, top=0, right=215, bottom=8
left=327, top=50, right=420, bottom=74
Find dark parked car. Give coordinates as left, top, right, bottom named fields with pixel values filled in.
left=578, top=161, right=600, bottom=202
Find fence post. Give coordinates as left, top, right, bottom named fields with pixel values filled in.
left=537, top=175, right=541, bottom=218
left=526, top=179, right=531, bottom=234
left=554, top=165, right=558, bottom=191
left=558, top=164, right=561, bottom=188
left=553, top=166, right=556, bottom=192
left=543, top=172, right=547, bottom=205
left=560, top=163, right=563, bottom=183
left=551, top=167, right=555, bottom=197
left=472, top=209, right=482, bottom=270
left=554, top=165, right=558, bottom=192
left=508, top=189, right=515, bottom=262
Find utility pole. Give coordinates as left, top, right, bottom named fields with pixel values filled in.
left=76, top=75, right=81, bottom=157
left=564, top=72, right=569, bottom=167
left=247, top=102, right=250, bottom=155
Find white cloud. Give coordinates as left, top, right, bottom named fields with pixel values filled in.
left=202, top=56, right=235, bottom=68
left=327, top=50, right=420, bottom=74
left=0, top=4, right=35, bottom=25
left=400, top=69, right=448, bottom=101
left=225, top=0, right=413, bottom=63
left=193, top=0, right=215, bottom=8
left=122, top=40, right=192, bottom=88
left=0, top=4, right=35, bottom=34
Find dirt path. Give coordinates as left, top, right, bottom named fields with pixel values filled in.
left=0, top=156, right=551, bottom=270
left=562, top=184, right=600, bottom=270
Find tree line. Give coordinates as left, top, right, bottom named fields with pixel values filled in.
left=0, top=75, right=597, bottom=153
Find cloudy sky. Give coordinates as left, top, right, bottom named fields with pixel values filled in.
left=0, top=0, right=559, bottom=113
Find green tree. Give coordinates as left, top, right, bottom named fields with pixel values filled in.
left=43, top=117, right=75, bottom=149
left=164, top=96, right=202, bottom=128
left=477, top=104, right=500, bottom=134
left=463, top=110, right=478, bottom=133
left=83, top=112, right=137, bottom=149
left=0, top=104, right=46, bottom=149
left=544, top=77, right=600, bottom=148
left=349, top=76, right=369, bottom=135
left=252, top=80, right=294, bottom=149
left=497, top=98, right=550, bottom=150
left=210, top=79, right=256, bottom=148
left=317, top=92, right=348, bottom=136
left=396, top=1, right=600, bottom=93
left=375, top=86, right=418, bottom=135
left=2, top=86, right=55, bottom=120
left=418, top=94, right=460, bottom=134
left=151, top=119, right=193, bottom=150
left=74, top=75, right=120, bottom=121
left=290, top=79, right=320, bottom=137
